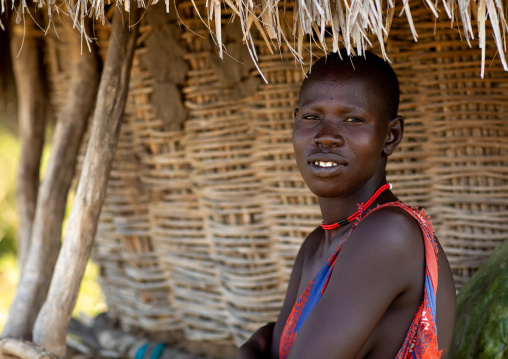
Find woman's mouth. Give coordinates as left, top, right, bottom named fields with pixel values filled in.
left=308, top=160, right=346, bottom=177
left=313, top=161, right=338, bottom=168
left=306, top=154, right=347, bottom=177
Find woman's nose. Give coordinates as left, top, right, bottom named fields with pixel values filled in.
left=313, top=122, right=344, bottom=148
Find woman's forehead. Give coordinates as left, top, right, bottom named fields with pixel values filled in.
left=299, top=52, right=400, bottom=119
left=299, top=74, right=377, bottom=107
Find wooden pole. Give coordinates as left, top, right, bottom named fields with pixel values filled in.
left=1, top=18, right=100, bottom=338
left=0, top=338, right=57, bottom=359
left=0, top=21, right=17, bottom=133
left=32, top=8, right=141, bottom=357
left=10, top=14, right=46, bottom=272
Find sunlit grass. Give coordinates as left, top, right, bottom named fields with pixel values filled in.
left=0, top=128, right=19, bottom=253
left=0, top=254, right=106, bottom=332
left=0, top=253, right=19, bottom=332
left=73, top=260, right=107, bottom=318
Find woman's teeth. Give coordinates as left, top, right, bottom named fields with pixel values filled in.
left=314, top=161, right=338, bottom=167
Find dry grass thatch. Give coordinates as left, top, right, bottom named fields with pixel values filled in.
left=1, top=0, right=507, bottom=77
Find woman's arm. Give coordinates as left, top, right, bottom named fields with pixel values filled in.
left=236, top=322, right=276, bottom=359
left=286, top=209, right=425, bottom=358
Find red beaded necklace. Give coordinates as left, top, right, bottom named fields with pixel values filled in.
left=321, top=183, right=392, bottom=230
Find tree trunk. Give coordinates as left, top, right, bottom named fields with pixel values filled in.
left=0, top=22, right=17, bottom=134
left=10, top=14, right=46, bottom=271
left=32, top=8, right=141, bottom=357
left=1, top=18, right=100, bottom=338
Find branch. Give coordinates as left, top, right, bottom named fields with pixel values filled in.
left=31, top=8, right=141, bottom=357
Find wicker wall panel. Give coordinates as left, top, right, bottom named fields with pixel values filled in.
left=252, top=46, right=321, bottom=283
left=385, top=6, right=508, bottom=289
left=177, top=2, right=283, bottom=346
left=420, top=33, right=508, bottom=288
left=93, top=116, right=179, bottom=331
left=92, top=20, right=183, bottom=335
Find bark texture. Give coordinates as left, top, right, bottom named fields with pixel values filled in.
left=32, top=9, right=141, bottom=357
left=0, top=23, right=17, bottom=133
left=0, top=338, right=58, bottom=359
left=1, top=18, right=100, bottom=339
left=10, top=15, right=46, bottom=271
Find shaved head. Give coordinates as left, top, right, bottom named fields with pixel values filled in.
left=301, top=50, right=400, bottom=120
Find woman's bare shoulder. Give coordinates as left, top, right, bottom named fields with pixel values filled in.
left=350, top=204, right=426, bottom=257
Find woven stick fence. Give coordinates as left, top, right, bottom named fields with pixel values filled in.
left=37, top=0, right=508, bottom=354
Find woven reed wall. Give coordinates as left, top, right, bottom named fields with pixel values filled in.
left=44, top=1, right=508, bottom=353
left=385, top=7, right=508, bottom=289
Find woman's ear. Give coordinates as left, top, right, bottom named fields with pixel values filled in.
left=383, top=116, right=404, bottom=156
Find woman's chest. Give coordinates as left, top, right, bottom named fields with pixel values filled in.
left=296, top=240, right=342, bottom=299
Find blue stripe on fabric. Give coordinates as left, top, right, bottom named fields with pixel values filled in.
left=294, top=263, right=334, bottom=334
left=425, top=274, right=437, bottom=320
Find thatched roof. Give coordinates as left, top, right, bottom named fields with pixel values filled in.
left=1, top=0, right=507, bottom=77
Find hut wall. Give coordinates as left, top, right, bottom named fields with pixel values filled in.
left=385, top=6, right=508, bottom=289
left=45, top=0, right=508, bottom=353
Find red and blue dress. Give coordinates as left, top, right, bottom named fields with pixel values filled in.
left=279, top=202, right=441, bottom=359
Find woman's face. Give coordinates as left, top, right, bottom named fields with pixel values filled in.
left=292, top=73, right=391, bottom=199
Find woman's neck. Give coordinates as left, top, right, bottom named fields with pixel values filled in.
left=318, top=179, right=397, bottom=229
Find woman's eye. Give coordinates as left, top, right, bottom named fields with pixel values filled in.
left=344, top=117, right=364, bottom=124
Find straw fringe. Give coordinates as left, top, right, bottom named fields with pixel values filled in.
left=1, top=0, right=507, bottom=74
